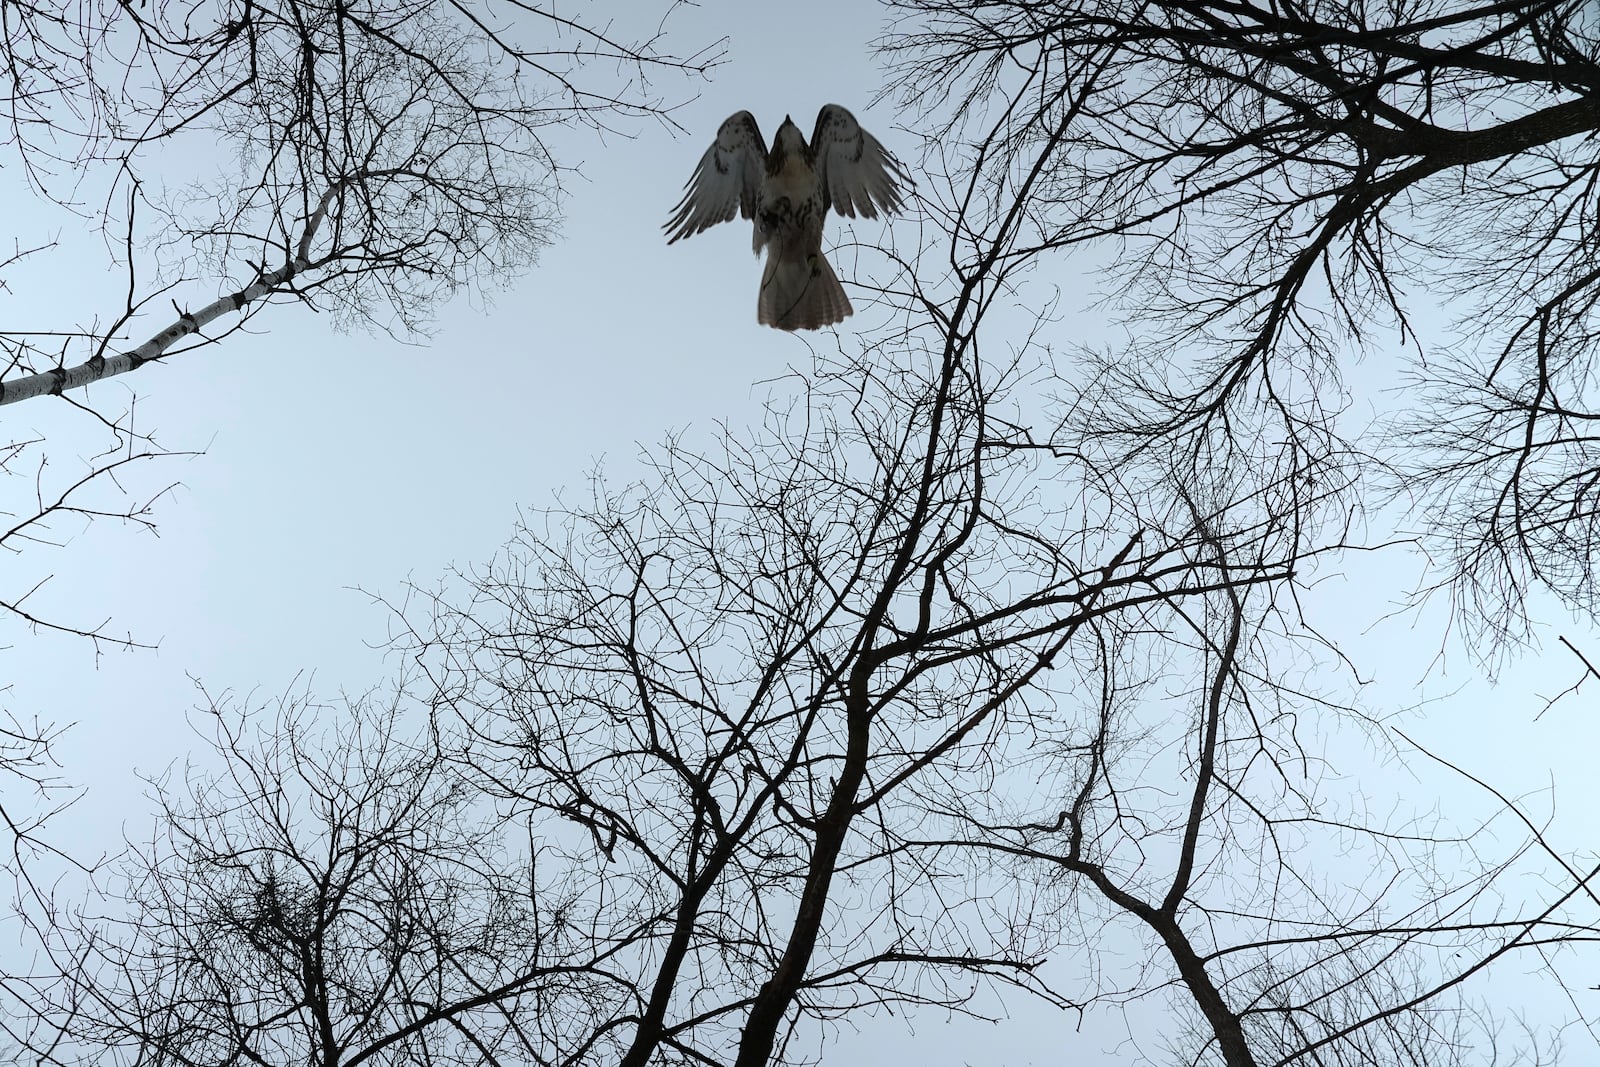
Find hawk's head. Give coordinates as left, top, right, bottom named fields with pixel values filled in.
left=765, top=115, right=812, bottom=175
left=773, top=115, right=808, bottom=155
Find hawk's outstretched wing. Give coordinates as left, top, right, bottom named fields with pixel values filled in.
left=809, top=104, right=911, bottom=220
left=664, top=111, right=769, bottom=244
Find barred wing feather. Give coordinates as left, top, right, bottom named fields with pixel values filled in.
left=664, top=111, right=769, bottom=244
left=809, top=104, right=911, bottom=219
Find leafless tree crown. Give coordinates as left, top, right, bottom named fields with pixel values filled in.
left=7, top=3, right=1600, bottom=1067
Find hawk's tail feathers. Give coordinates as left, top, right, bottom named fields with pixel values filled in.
left=758, top=246, right=852, bottom=331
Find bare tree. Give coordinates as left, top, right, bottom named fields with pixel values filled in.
left=373, top=314, right=1591, bottom=1066
left=381, top=339, right=1286, bottom=1065
left=24, top=683, right=627, bottom=1067
left=3, top=0, right=720, bottom=403
left=868, top=1, right=1600, bottom=1061
left=0, top=8, right=718, bottom=1045
left=34, top=335, right=1589, bottom=1066
left=0, top=0, right=719, bottom=642
left=361, top=71, right=1593, bottom=1056
left=0, top=2, right=717, bottom=935
left=878, top=0, right=1600, bottom=649
left=24, top=0, right=708, bottom=315
left=912, top=511, right=1589, bottom=1066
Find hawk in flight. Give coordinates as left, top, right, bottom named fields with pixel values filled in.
left=665, top=104, right=911, bottom=331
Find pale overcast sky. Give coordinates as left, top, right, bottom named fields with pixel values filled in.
left=5, top=1, right=1599, bottom=1063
